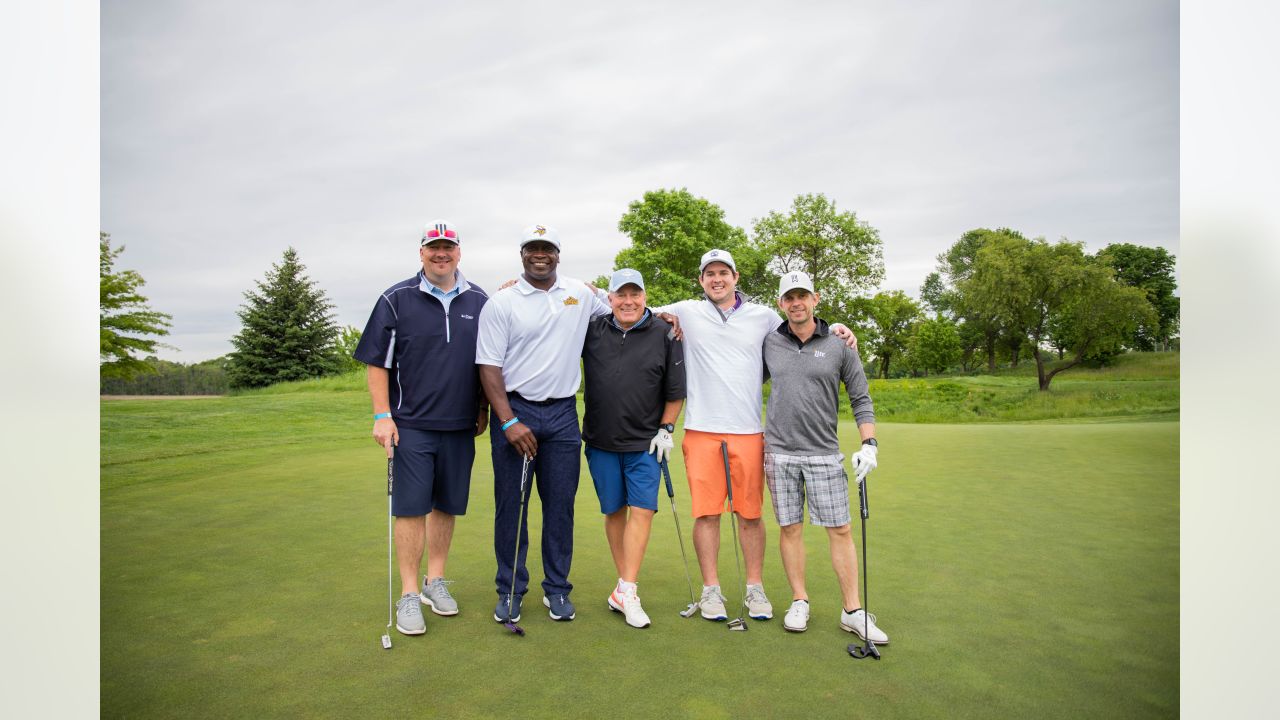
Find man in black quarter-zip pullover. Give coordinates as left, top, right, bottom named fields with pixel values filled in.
left=581, top=268, right=685, bottom=629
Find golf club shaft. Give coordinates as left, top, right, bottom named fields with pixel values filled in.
left=721, top=442, right=746, bottom=619
left=386, top=449, right=395, bottom=633
left=859, top=477, right=870, bottom=643
left=506, top=455, right=530, bottom=619
left=661, top=459, right=698, bottom=606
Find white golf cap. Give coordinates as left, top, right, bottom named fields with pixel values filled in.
left=422, top=219, right=459, bottom=245
left=778, top=270, right=815, bottom=298
left=699, top=248, right=736, bottom=273
left=519, top=224, right=561, bottom=251
left=608, top=268, right=645, bottom=292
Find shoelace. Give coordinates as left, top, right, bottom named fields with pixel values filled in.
left=701, top=588, right=726, bottom=604
left=427, top=579, right=455, bottom=596
left=399, top=596, right=422, bottom=615
left=745, top=587, right=767, bottom=604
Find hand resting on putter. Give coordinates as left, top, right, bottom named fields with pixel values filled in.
left=373, top=417, right=398, bottom=458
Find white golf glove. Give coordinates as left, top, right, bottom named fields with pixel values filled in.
left=649, top=427, right=674, bottom=463
left=851, top=443, right=878, bottom=483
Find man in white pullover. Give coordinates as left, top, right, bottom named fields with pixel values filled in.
left=655, top=249, right=856, bottom=622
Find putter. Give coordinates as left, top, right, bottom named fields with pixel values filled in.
left=381, top=448, right=394, bottom=650
left=720, top=441, right=748, bottom=632
left=848, top=474, right=881, bottom=660
left=660, top=458, right=700, bottom=618
left=502, top=454, right=532, bottom=636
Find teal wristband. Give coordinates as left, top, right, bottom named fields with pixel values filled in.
left=373, top=412, right=392, bottom=420
left=500, top=417, right=520, bottom=431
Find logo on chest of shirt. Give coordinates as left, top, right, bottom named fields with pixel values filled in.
left=563, top=297, right=579, bottom=306
left=459, top=314, right=475, bottom=320
left=814, top=350, right=827, bottom=358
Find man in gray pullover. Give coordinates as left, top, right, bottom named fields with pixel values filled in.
left=762, top=271, right=889, bottom=644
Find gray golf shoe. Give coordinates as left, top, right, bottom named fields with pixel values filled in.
left=699, top=585, right=728, bottom=621
left=395, top=593, right=425, bottom=635
left=420, top=577, right=459, bottom=616
left=745, top=583, right=773, bottom=620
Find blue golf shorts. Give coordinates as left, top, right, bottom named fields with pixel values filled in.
left=584, top=446, right=660, bottom=515
left=392, top=427, right=475, bottom=517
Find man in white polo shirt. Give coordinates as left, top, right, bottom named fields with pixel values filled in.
left=476, top=224, right=611, bottom=625
left=654, top=249, right=857, bottom=623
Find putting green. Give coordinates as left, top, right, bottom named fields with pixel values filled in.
left=102, top=395, right=1177, bottom=718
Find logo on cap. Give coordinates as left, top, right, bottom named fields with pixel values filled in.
left=534, top=226, right=547, bottom=236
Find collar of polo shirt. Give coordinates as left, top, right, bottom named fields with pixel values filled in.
left=515, top=274, right=567, bottom=294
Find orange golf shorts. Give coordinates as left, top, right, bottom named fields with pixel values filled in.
left=681, top=429, right=764, bottom=519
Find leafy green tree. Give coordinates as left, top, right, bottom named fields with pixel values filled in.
left=226, top=248, right=340, bottom=389
left=961, top=235, right=1156, bottom=390
left=751, top=193, right=884, bottom=327
left=615, top=188, right=770, bottom=305
left=100, top=232, right=173, bottom=379
left=100, top=356, right=229, bottom=395
left=335, top=325, right=364, bottom=373
left=919, top=272, right=954, bottom=316
left=856, top=290, right=922, bottom=379
left=910, top=315, right=962, bottom=375
left=933, top=228, right=1029, bottom=372
left=1097, top=243, right=1179, bottom=350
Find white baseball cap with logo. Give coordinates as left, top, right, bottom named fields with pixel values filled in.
left=422, top=219, right=459, bottom=246
left=608, top=268, right=645, bottom=292
left=519, top=224, right=561, bottom=251
left=778, top=270, right=815, bottom=298
left=699, top=248, right=737, bottom=273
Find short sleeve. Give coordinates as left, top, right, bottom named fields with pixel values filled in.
left=353, top=294, right=398, bottom=368
left=475, top=294, right=510, bottom=367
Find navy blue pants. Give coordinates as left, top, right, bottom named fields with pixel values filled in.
left=492, top=394, right=581, bottom=599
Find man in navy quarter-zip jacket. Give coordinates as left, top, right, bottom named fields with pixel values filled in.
left=354, top=219, right=490, bottom=636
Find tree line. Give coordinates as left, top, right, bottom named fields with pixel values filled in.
left=100, top=190, right=1177, bottom=393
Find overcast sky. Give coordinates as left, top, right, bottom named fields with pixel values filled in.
left=102, top=0, right=1178, bottom=362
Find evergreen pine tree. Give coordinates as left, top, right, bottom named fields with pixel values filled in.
left=227, top=247, right=340, bottom=388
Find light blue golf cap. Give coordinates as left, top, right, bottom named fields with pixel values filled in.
left=608, top=268, right=645, bottom=292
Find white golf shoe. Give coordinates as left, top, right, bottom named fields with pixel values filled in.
left=608, top=584, right=651, bottom=629
left=840, top=608, right=889, bottom=644
left=783, top=599, right=810, bottom=632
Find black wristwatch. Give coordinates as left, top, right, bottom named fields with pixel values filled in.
left=862, top=438, right=878, bottom=447
left=661, top=423, right=675, bottom=433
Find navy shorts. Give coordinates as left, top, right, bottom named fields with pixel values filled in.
left=392, top=427, right=475, bottom=517
left=584, top=446, right=660, bottom=515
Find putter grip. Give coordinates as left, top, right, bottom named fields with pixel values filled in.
left=386, top=456, right=394, bottom=497
left=661, top=460, right=675, bottom=498
left=721, top=441, right=734, bottom=502
left=858, top=477, right=869, bottom=520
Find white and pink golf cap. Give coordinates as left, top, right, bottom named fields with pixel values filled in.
left=422, top=219, right=459, bottom=246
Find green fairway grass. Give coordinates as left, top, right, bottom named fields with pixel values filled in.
left=102, top=393, right=1177, bottom=718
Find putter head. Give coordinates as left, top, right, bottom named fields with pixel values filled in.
left=679, top=603, right=699, bottom=618
left=503, top=621, right=526, bottom=636
left=727, top=617, right=748, bottom=631
left=381, top=634, right=392, bottom=650
left=848, top=642, right=881, bottom=660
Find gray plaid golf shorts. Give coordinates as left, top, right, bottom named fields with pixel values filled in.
left=763, top=452, right=851, bottom=527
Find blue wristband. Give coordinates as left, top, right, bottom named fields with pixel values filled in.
left=500, top=417, right=520, bottom=431
left=373, top=412, right=392, bottom=420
